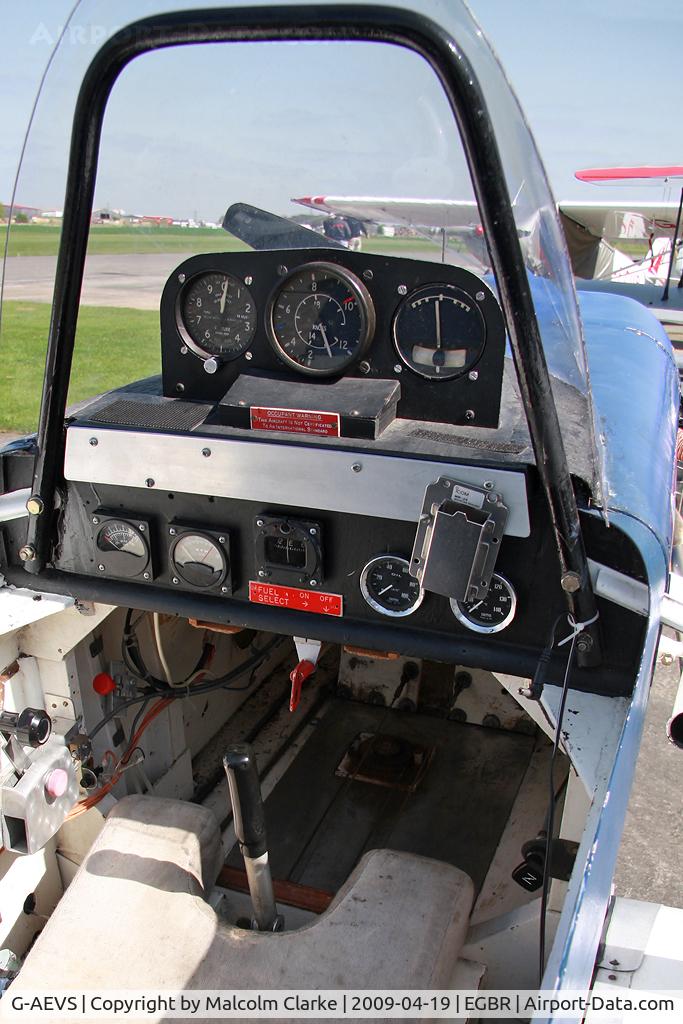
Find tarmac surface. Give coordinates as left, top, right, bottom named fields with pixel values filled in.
left=1, top=248, right=681, bottom=911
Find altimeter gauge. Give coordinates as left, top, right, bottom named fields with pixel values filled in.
left=360, top=555, right=424, bottom=618
left=393, top=283, right=486, bottom=380
left=178, top=272, right=256, bottom=359
left=450, top=572, right=516, bottom=633
left=268, top=262, right=375, bottom=376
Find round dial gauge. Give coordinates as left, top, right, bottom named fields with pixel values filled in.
left=393, top=283, right=486, bottom=380
left=96, top=521, right=149, bottom=577
left=171, top=533, right=227, bottom=589
left=178, top=272, right=256, bottom=359
left=450, top=573, right=516, bottom=634
left=268, top=262, right=374, bottom=376
left=360, top=555, right=424, bottom=618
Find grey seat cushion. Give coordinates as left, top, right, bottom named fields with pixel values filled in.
left=10, top=796, right=474, bottom=1016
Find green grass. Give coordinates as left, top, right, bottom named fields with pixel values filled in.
left=3, top=224, right=441, bottom=258
left=4, top=224, right=251, bottom=258
left=0, top=302, right=159, bottom=432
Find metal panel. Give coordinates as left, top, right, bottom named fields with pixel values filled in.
left=64, top=426, right=530, bottom=536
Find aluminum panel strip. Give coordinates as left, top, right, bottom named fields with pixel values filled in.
left=64, top=426, right=530, bottom=537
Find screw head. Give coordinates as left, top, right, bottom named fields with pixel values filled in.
left=475, top=291, right=485, bottom=302
left=26, top=496, right=44, bottom=516
left=309, top=528, right=317, bottom=536
left=221, top=586, right=228, bottom=594
left=464, top=409, right=475, bottom=421
left=175, top=383, right=185, bottom=393
left=258, top=569, right=267, bottom=578
left=309, top=579, right=317, bottom=587
left=19, top=545, right=36, bottom=562
left=169, top=527, right=177, bottom=536
left=483, top=481, right=494, bottom=490
left=98, top=563, right=105, bottom=572
left=145, top=478, right=155, bottom=488
left=143, top=572, right=150, bottom=581
left=256, top=519, right=264, bottom=528
left=92, top=515, right=100, bottom=524
left=277, top=264, right=288, bottom=276
left=180, top=345, right=188, bottom=355
left=201, top=448, right=211, bottom=458
left=203, top=357, right=218, bottom=375
left=245, top=351, right=253, bottom=361
left=468, top=370, right=479, bottom=381
left=172, top=576, right=180, bottom=585
left=218, top=535, right=226, bottom=544
left=362, top=269, right=373, bottom=281
left=244, top=275, right=253, bottom=285
left=89, top=437, right=98, bottom=447
left=358, top=360, right=370, bottom=374
left=178, top=273, right=186, bottom=283
left=393, top=364, right=403, bottom=374
left=352, top=463, right=362, bottom=473
left=561, top=571, right=581, bottom=594
left=397, top=284, right=407, bottom=295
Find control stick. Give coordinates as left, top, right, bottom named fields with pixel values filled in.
left=223, top=743, right=283, bottom=932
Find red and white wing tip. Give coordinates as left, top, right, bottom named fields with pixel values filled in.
left=576, top=166, right=683, bottom=185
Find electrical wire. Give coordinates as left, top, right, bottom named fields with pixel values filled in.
left=538, top=622, right=579, bottom=986
left=87, top=635, right=284, bottom=740
left=152, top=612, right=173, bottom=685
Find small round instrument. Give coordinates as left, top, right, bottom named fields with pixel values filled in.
left=359, top=554, right=424, bottom=617
left=450, top=572, right=516, bottom=633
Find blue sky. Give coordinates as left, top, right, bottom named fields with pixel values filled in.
left=1, top=0, right=680, bottom=220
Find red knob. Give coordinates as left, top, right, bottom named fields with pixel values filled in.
left=92, top=672, right=116, bottom=696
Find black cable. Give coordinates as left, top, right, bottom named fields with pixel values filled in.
left=539, top=623, right=578, bottom=986
left=88, top=635, right=284, bottom=740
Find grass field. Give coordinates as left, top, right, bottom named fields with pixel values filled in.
left=4, top=224, right=441, bottom=258
left=0, top=302, right=159, bottom=432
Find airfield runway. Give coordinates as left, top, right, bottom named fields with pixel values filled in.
left=2, top=249, right=681, bottom=911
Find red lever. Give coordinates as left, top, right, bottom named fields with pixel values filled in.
left=93, top=672, right=116, bottom=696
left=289, top=660, right=316, bottom=712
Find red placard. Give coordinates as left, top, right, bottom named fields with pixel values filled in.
left=249, top=581, right=343, bottom=616
left=250, top=405, right=340, bottom=437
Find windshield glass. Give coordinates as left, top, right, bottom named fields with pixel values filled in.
left=0, top=0, right=603, bottom=499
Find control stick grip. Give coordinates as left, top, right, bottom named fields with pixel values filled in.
left=223, top=743, right=268, bottom=860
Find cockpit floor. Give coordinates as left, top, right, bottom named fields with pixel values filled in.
left=226, top=698, right=535, bottom=896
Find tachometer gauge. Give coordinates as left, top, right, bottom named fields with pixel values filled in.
left=393, top=283, right=486, bottom=380
left=95, top=519, right=150, bottom=579
left=178, top=272, right=256, bottom=359
left=450, top=572, right=516, bottom=633
left=170, top=532, right=228, bottom=589
left=268, top=262, right=374, bottom=376
left=360, top=555, right=424, bottom=618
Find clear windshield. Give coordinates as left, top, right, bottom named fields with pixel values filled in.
left=0, top=0, right=603, bottom=500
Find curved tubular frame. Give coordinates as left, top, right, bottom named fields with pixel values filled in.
left=23, top=4, right=599, bottom=652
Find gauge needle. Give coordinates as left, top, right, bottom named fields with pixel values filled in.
left=434, top=297, right=442, bottom=375
left=378, top=584, right=393, bottom=595
left=468, top=599, right=484, bottom=612
left=318, top=322, right=333, bottom=358
left=219, top=279, right=228, bottom=314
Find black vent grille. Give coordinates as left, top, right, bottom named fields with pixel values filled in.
left=85, top=398, right=211, bottom=432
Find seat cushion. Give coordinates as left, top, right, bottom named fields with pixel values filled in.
left=10, top=796, right=474, bottom=1014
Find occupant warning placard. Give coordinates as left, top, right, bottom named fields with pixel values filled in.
left=250, top=406, right=341, bottom=437
left=249, top=581, right=343, bottom=616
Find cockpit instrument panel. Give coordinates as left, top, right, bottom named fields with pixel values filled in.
left=160, top=248, right=506, bottom=428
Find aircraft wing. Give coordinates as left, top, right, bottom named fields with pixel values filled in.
left=293, top=195, right=480, bottom=230
left=558, top=200, right=679, bottom=241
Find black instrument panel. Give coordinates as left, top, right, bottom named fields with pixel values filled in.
left=160, top=248, right=506, bottom=428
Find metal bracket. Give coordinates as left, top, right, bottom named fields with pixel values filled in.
left=410, top=477, right=508, bottom=602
